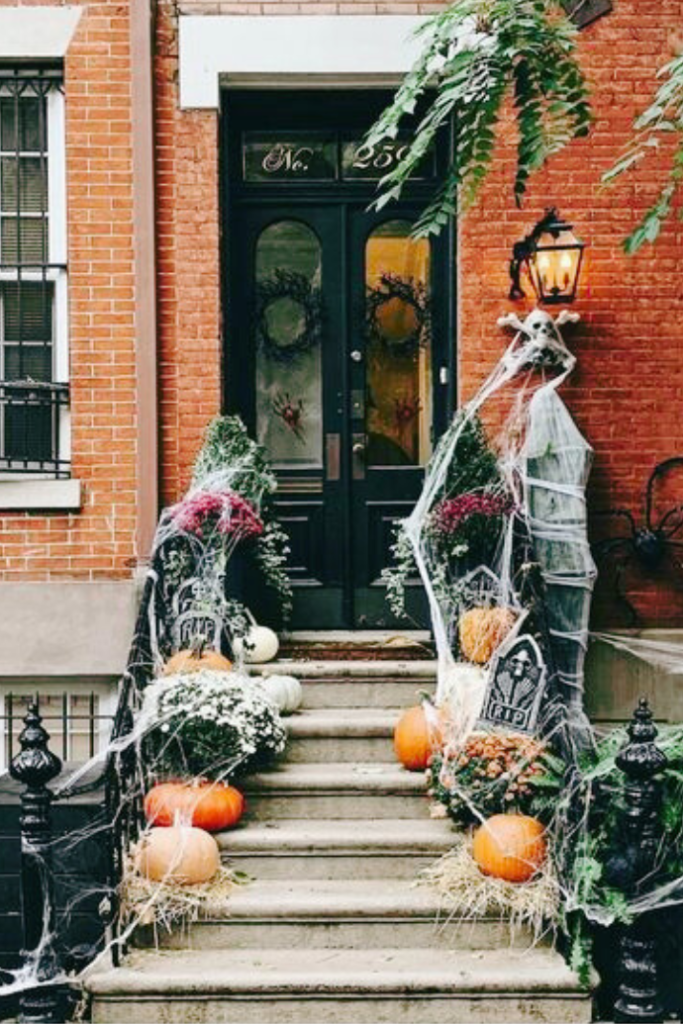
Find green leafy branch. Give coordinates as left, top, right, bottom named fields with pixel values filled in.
left=365, top=0, right=591, bottom=236
left=603, top=50, right=683, bottom=253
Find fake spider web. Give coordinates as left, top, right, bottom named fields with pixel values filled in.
left=387, top=307, right=683, bottom=982
left=2, top=320, right=683, bottom=1011
left=0, top=416, right=297, bottom=1007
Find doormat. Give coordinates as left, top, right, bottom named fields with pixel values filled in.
left=279, top=639, right=435, bottom=661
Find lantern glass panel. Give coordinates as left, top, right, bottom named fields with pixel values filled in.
left=528, top=227, right=583, bottom=303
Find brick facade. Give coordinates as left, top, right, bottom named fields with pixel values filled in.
left=456, top=4, right=683, bottom=625
left=0, top=0, right=139, bottom=581
left=1, top=0, right=682, bottom=626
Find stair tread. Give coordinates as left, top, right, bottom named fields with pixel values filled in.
left=250, top=660, right=437, bottom=679
left=218, top=817, right=455, bottom=852
left=88, top=946, right=582, bottom=996
left=243, top=762, right=425, bottom=793
left=199, top=877, right=466, bottom=919
left=286, top=708, right=399, bottom=737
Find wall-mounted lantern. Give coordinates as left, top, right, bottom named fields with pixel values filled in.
left=509, top=208, right=586, bottom=305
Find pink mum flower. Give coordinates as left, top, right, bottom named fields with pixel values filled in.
left=431, top=492, right=513, bottom=535
left=171, top=489, right=263, bottom=541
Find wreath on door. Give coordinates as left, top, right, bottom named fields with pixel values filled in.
left=254, top=269, right=324, bottom=364
left=366, top=273, right=432, bottom=357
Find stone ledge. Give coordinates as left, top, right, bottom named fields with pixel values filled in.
left=0, top=580, right=141, bottom=678
left=0, top=477, right=82, bottom=511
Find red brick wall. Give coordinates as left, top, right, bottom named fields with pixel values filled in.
left=156, top=0, right=222, bottom=504
left=158, top=1, right=683, bottom=625
left=4, top=0, right=682, bottom=628
left=457, top=2, right=683, bottom=625
left=0, top=0, right=139, bottom=581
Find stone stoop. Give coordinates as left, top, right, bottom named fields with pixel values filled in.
left=86, top=657, right=592, bottom=1024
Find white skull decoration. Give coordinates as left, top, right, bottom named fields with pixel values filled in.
left=497, top=308, right=579, bottom=373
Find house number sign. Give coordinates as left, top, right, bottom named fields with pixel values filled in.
left=242, top=132, right=436, bottom=183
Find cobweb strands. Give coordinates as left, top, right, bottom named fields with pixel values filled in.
left=0, top=415, right=292, bottom=1007
left=399, top=309, right=594, bottom=754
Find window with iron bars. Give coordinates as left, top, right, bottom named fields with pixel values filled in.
left=0, top=68, right=69, bottom=478
left=1, top=687, right=117, bottom=772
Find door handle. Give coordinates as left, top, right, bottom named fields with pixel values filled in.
left=352, top=433, right=366, bottom=480
left=350, top=349, right=363, bottom=363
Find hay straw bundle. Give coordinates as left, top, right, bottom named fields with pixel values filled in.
left=420, top=833, right=560, bottom=946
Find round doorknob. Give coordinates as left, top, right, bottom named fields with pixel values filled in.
left=353, top=442, right=365, bottom=455
left=350, top=350, right=363, bottom=363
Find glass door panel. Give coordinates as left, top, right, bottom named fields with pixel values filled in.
left=254, top=219, right=324, bottom=468
left=364, top=219, right=432, bottom=468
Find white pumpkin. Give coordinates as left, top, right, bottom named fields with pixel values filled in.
left=233, top=625, right=279, bottom=664
left=135, top=825, right=220, bottom=885
left=261, top=674, right=302, bottom=715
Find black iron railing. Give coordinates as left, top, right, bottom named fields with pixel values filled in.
left=0, top=380, right=69, bottom=477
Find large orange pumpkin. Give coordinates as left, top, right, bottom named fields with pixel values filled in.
left=136, top=825, right=220, bottom=885
left=144, top=781, right=245, bottom=832
left=472, top=814, right=547, bottom=883
left=163, top=639, right=233, bottom=676
left=459, top=607, right=516, bottom=664
left=393, top=703, right=443, bottom=772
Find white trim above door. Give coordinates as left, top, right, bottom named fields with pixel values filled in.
left=178, top=15, right=427, bottom=109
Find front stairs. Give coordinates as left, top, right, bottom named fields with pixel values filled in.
left=86, top=650, right=592, bottom=1024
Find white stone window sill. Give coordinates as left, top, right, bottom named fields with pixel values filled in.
left=0, top=477, right=81, bottom=511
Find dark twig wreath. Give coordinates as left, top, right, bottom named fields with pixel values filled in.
left=254, top=269, right=324, bottom=364
left=366, top=273, right=432, bottom=357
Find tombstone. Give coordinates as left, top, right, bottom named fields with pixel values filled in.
left=172, top=610, right=223, bottom=651
left=480, top=634, right=547, bottom=734
left=456, top=566, right=508, bottom=611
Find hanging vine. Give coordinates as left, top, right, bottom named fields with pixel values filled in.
left=365, top=0, right=592, bottom=236
left=603, top=44, right=683, bottom=253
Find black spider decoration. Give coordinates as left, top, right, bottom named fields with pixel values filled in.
left=593, top=456, right=683, bottom=624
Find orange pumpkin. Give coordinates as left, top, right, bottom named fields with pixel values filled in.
left=393, top=703, right=443, bottom=772
left=144, top=781, right=245, bottom=832
left=459, top=607, right=516, bottom=664
left=163, top=639, right=233, bottom=676
left=472, top=813, right=547, bottom=883
left=136, top=825, right=220, bottom=885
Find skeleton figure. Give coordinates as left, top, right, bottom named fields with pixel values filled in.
left=497, top=308, right=579, bottom=374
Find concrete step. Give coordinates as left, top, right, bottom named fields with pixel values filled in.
left=300, top=675, right=435, bottom=710
left=285, top=708, right=398, bottom=763
left=137, top=878, right=545, bottom=952
left=251, top=660, right=437, bottom=710
left=242, top=762, right=429, bottom=820
left=87, top=946, right=591, bottom=1024
left=217, top=818, right=455, bottom=880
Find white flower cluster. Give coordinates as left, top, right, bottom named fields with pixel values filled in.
left=140, top=669, right=286, bottom=777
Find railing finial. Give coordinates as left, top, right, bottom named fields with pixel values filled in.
left=609, top=698, right=667, bottom=1023
left=10, top=702, right=64, bottom=1023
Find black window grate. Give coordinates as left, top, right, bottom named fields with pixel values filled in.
left=0, top=69, right=68, bottom=477
left=3, top=690, right=114, bottom=766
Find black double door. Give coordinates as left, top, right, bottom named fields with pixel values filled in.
left=231, top=198, right=452, bottom=629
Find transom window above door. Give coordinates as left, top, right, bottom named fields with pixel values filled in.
left=241, top=132, right=437, bottom=184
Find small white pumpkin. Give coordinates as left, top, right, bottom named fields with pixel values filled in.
left=233, top=625, right=279, bottom=664
left=261, top=674, right=302, bottom=715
